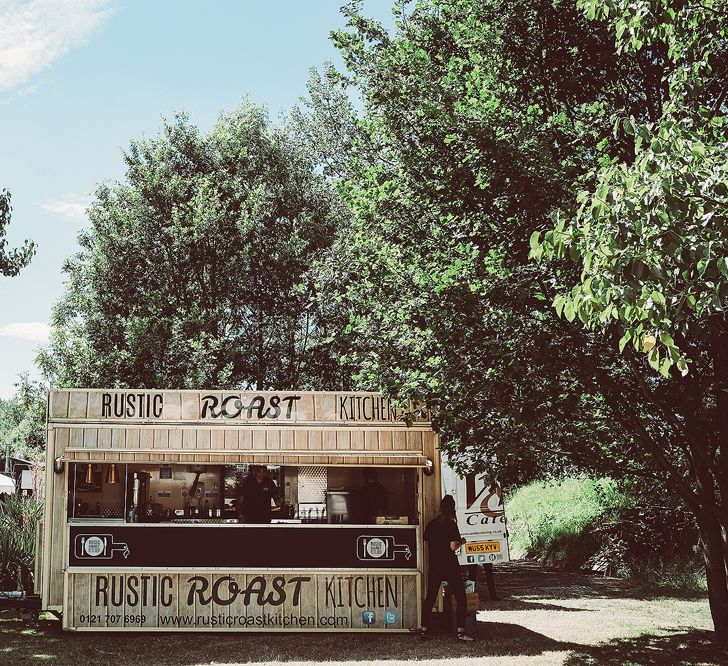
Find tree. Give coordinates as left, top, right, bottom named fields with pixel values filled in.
left=0, top=190, right=35, bottom=277
left=538, top=0, right=728, bottom=636
left=323, top=0, right=672, bottom=476
left=39, top=102, right=350, bottom=391
left=0, top=374, right=47, bottom=462
left=320, top=0, right=726, bottom=634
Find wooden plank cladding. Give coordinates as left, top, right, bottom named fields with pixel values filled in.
left=50, top=390, right=435, bottom=465
left=65, top=570, right=420, bottom=632
left=49, top=390, right=430, bottom=426
left=58, top=427, right=433, bottom=460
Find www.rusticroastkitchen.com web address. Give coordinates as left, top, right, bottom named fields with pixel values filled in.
left=159, top=613, right=349, bottom=628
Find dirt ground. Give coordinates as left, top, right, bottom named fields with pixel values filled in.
left=469, top=561, right=724, bottom=665
left=2, top=561, right=725, bottom=666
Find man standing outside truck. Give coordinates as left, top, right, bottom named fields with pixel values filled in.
left=420, top=495, right=475, bottom=641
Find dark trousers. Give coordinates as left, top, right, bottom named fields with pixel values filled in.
left=469, top=563, right=497, bottom=599
left=421, top=567, right=466, bottom=630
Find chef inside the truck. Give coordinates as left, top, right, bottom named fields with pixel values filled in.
left=237, top=465, right=283, bottom=523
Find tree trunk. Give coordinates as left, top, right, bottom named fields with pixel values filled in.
left=707, top=321, right=728, bottom=639
left=698, top=510, right=728, bottom=640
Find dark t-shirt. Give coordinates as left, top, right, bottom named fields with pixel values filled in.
left=424, top=515, right=461, bottom=573
left=241, top=476, right=279, bottom=524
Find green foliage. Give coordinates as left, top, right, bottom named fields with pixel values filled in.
left=534, top=0, right=727, bottom=630
left=323, top=0, right=674, bottom=484
left=0, top=189, right=35, bottom=278
left=39, top=102, right=351, bottom=391
left=509, top=477, right=704, bottom=590
left=327, top=2, right=727, bottom=627
left=540, top=116, right=726, bottom=377
left=629, top=560, right=707, bottom=594
left=0, top=495, right=42, bottom=592
left=538, top=0, right=727, bottom=377
left=0, top=374, right=46, bottom=462
left=508, top=476, right=626, bottom=560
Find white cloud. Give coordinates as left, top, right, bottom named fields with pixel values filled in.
left=0, top=322, right=51, bottom=343
left=40, top=192, right=89, bottom=221
left=0, top=0, right=114, bottom=93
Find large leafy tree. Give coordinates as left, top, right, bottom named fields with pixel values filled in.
left=0, top=190, right=35, bottom=277
left=324, top=0, right=666, bottom=477
left=321, top=0, right=726, bottom=634
left=539, top=0, right=728, bottom=635
left=39, top=102, right=350, bottom=391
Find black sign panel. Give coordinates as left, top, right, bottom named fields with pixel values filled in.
left=68, top=526, right=418, bottom=569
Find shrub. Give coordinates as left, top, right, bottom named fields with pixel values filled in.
left=586, top=505, right=704, bottom=583
left=507, top=476, right=626, bottom=564
left=0, top=495, right=42, bottom=591
left=507, top=477, right=705, bottom=589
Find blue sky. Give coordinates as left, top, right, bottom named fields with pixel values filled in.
left=0, top=0, right=393, bottom=399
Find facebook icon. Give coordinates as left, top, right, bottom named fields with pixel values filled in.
left=362, top=611, right=376, bottom=625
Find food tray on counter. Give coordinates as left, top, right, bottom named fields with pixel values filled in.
left=171, top=518, right=240, bottom=524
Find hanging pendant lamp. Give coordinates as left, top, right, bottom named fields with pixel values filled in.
left=106, top=463, right=119, bottom=484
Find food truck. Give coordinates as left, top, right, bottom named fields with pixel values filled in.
left=36, top=389, right=442, bottom=632
left=441, top=463, right=510, bottom=566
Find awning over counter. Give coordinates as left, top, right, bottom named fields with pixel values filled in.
left=62, top=448, right=429, bottom=466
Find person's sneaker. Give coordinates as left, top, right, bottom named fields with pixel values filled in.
left=457, top=631, right=475, bottom=642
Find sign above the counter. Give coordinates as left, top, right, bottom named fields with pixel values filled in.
left=49, top=390, right=433, bottom=465
left=52, top=390, right=429, bottom=425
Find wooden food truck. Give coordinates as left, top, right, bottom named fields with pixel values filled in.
left=36, top=389, right=442, bottom=632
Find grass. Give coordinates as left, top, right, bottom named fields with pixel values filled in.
left=507, top=476, right=625, bottom=560
left=628, top=560, right=708, bottom=595
left=1, top=562, right=725, bottom=666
